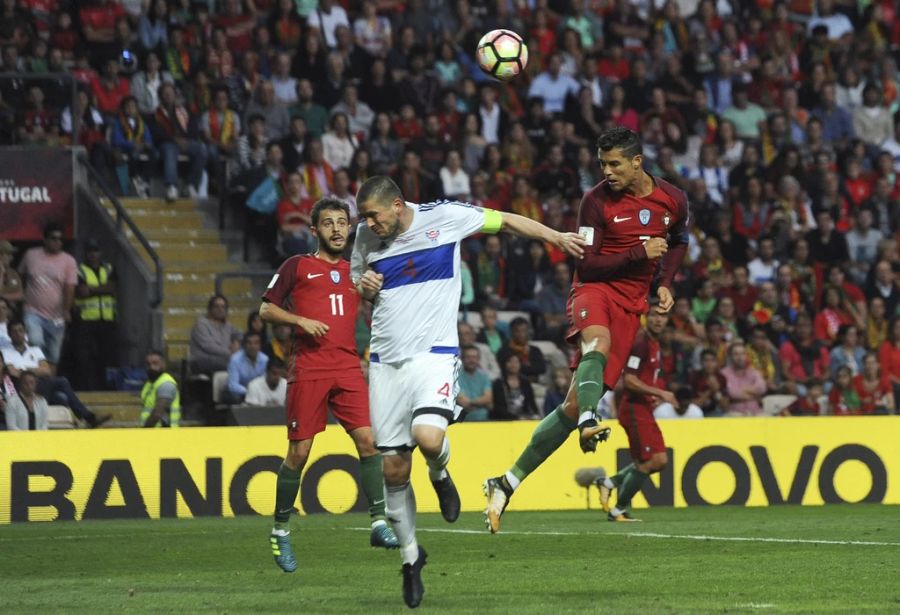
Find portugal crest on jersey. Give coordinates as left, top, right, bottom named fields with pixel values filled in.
left=330, top=270, right=341, bottom=284
left=639, top=209, right=651, bottom=225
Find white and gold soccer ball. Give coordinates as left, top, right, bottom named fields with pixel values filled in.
left=475, top=29, right=529, bottom=81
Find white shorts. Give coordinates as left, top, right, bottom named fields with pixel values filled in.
left=369, top=352, right=461, bottom=451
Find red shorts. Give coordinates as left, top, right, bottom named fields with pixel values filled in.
left=617, top=401, right=665, bottom=462
left=566, top=284, right=642, bottom=389
left=286, top=374, right=370, bottom=441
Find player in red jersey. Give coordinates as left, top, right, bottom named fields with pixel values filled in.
left=597, top=302, right=676, bottom=521
left=260, top=198, right=398, bottom=573
left=485, top=127, right=689, bottom=532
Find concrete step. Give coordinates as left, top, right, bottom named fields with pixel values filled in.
left=167, top=342, right=189, bottom=362
left=106, top=207, right=205, bottom=230
left=139, top=243, right=228, bottom=263
left=78, top=391, right=143, bottom=405
left=116, top=197, right=199, bottom=211
left=163, top=273, right=253, bottom=296
left=159, top=261, right=243, bottom=274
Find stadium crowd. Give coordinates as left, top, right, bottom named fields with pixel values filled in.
left=2, top=0, right=900, bottom=428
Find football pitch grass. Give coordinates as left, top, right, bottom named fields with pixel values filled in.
left=2, top=506, right=898, bottom=613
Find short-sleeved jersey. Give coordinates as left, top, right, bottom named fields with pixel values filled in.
left=575, top=177, right=689, bottom=313
left=262, top=255, right=360, bottom=381
left=351, top=200, right=498, bottom=364
left=620, top=329, right=662, bottom=409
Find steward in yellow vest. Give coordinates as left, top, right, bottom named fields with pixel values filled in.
left=73, top=240, right=119, bottom=390
left=141, top=350, right=181, bottom=427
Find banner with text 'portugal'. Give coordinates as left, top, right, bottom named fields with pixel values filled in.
left=0, top=417, right=897, bottom=523
left=0, top=148, right=74, bottom=241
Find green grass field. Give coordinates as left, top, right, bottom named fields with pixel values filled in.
left=2, top=506, right=898, bottom=613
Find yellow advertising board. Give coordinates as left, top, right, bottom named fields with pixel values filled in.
left=0, top=417, right=896, bottom=523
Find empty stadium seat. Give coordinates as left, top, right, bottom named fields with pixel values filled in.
left=762, top=394, right=797, bottom=416
left=530, top=340, right=569, bottom=370
left=211, top=371, right=229, bottom=405
left=46, top=405, right=78, bottom=430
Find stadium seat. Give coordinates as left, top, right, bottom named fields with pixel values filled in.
left=530, top=340, right=569, bottom=370
left=211, top=371, right=229, bottom=405
left=496, top=310, right=530, bottom=326
left=459, top=311, right=483, bottom=332
left=46, top=405, right=78, bottom=430
left=532, top=382, right=547, bottom=413
left=762, top=394, right=797, bottom=416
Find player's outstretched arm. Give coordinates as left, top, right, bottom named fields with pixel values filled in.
left=623, top=373, right=676, bottom=406
left=259, top=300, right=329, bottom=336
left=497, top=211, right=585, bottom=259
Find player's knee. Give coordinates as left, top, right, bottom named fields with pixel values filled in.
left=284, top=450, right=308, bottom=470
left=651, top=452, right=668, bottom=472
left=382, top=455, right=412, bottom=485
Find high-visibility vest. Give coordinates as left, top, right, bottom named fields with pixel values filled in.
left=76, top=263, right=116, bottom=321
left=140, top=373, right=181, bottom=427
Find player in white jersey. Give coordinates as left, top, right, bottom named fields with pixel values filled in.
left=351, top=176, right=585, bottom=608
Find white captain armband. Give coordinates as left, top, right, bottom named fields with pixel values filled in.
left=626, top=355, right=641, bottom=369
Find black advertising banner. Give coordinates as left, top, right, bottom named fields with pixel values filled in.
left=0, top=148, right=74, bottom=240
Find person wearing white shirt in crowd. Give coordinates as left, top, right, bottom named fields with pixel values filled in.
left=321, top=112, right=359, bottom=170
left=271, top=52, right=298, bottom=106
left=439, top=150, right=470, bottom=201
left=4, top=370, right=49, bottom=431
left=329, top=83, right=375, bottom=138
left=654, top=386, right=705, bottom=419
left=747, top=236, right=780, bottom=285
left=528, top=54, right=580, bottom=115
left=806, top=0, right=853, bottom=41
left=307, top=0, right=349, bottom=49
left=245, top=358, right=288, bottom=406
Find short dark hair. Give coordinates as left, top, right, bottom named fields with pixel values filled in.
left=356, top=175, right=402, bottom=208
left=7, top=317, right=24, bottom=331
left=207, top=294, right=228, bottom=311
left=43, top=222, right=63, bottom=238
left=310, top=198, right=351, bottom=227
left=675, top=386, right=693, bottom=404
left=267, top=357, right=285, bottom=371
left=460, top=344, right=479, bottom=354
left=244, top=331, right=262, bottom=343
left=510, top=316, right=529, bottom=329
left=147, top=349, right=166, bottom=361
left=597, top=127, right=642, bottom=158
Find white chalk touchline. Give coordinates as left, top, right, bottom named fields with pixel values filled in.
left=348, top=527, right=900, bottom=547
left=737, top=604, right=777, bottom=609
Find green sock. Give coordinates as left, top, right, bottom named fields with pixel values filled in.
left=575, top=351, right=607, bottom=413
left=273, top=463, right=302, bottom=530
left=610, top=463, right=635, bottom=488
left=510, top=406, right=577, bottom=482
left=359, top=453, right=386, bottom=522
left=615, top=466, right=649, bottom=510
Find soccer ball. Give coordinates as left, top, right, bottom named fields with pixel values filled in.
left=476, top=29, right=528, bottom=81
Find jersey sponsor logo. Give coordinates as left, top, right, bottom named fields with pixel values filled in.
left=627, top=355, right=641, bottom=369
left=578, top=226, right=594, bottom=245
left=639, top=209, right=651, bottom=225
left=307, top=273, right=324, bottom=279
left=426, top=229, right=440, bottom=242
left=437, top=382, right=450, bottom=397
left=267, top=274, right=279, bottom=289
left=612, top=215, right=631, bottom=223
left=330, top=271, right=341, bottom=284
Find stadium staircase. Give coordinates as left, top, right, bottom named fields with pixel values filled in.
left=93, top=196, right=263, bottom=426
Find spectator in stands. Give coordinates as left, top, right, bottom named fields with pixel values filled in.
left=829, top=324, right=866, bottom=378
left=866, top=260, right=898, bottom=317
left=72, top=241, right=117, bottom=391
left=245, top=357, right=287, bottom=406
left=532, top=143, right=578, bottom=199
left=654, top=386, right=705, bottom=419
left=299, top=137, right=334, bottom=200
left=130, top=51, right=173, bottom=115
left=535, top=261, right=571, bottom=342
left=747, top=236, right=779, bottom=285
left=457, top=344, right=492, bottom=422
left=307, top=0, right=349, bottom=49
left=852, top=84, right=892, bottom=150
left=245, top=80, right=290, bottom=141
left=815, top=285, right=861, bottom=344
left=492, top=353, right=539, bottom=420
left=2, top=319, right=108, bottom=427
left=0, top=351, right=15, bottom=426
left=691, top=348, right=727, bottom=416
left=0, top=297, right=12, bottom=348
left=720, top=340, right=767, bottom=416
left=369, top=111, right=403, bottom=176
left=110, top=96, right=156, bottom=197
left=476, top=305, right=507, bottom=356
left=225, top=331, right=268, bottom=404
left=141, top=350, right=180, bottom=427
left=237, top=114, right=268, bottom=172
left=497, top=317, right=547, bottom=384
left=690, top=317, right=728, bottom=371
left=279, top=115, right=308, bottom=173
left=747, top=325, right=782, bottom=394
left=829, top=366, right=862, bottom=415
left=719, top=264, right=756, bottom=316
left=264, top=323, right=291, bottom=363
left=879, top=317, right=900, bottom=405
left=246, top=310, right=268, bottom=348
left=779, top=313, right=830, bottom=396
left=276, top=171, right=315, bottom=256
left=845, top=209, right=883, bottom=287
left=189, top=294, right=242, bottom=376
left=3, top=370, right=48, bottom=431
left=91, top=57, right=130, bottom=117
left=330, top=83, right=374, bottom=139
left=290, top=78, right=328, bottom=138
left=458, top=321, right=499, bottom=381
left=18, top=85, right=58, bottom=147
left=865, top=296, right=889, bottom=352
left=137, top=0, right=169, bottom=53
left=18, top=223, right=76, bottom=371
left=270, top=52, right=297, bottom=106
left=507, top=239, right=550, bottom=314
left=200, top=86, right=241, bottom=176
left=439, top=150, right=470, bottom=201
left=782, top=378, right=824, bottom=416
left=0, top=241, right=22, bottom=305
left=528, top=53, right=579, bottom=115
left=321, top=111, right=358, bottom=170
left=722, top=83, right=766, bottom=141
left=855, top=353, right=895, bottom=414
left=151, top=81, right=208, bottom=201
left=812, top=82, right=854, bottom=150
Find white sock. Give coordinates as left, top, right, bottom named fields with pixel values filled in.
left=426, top=437, right=450, bottom=482
left=271, top=528, right=289, bottom=536
left=603, top=477, right=615, bottom=490
left=371, top=519, right=386, bottom=530
left=610, top=506, right=625, bottom=516
left=385, top=480, right=418, bottom=565
left=504, top=471, right=521, bottom=491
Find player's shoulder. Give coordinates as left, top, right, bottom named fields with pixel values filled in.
left=583, top=180, right=615, bottom=206
left=653, top=176, right=689, bottom=208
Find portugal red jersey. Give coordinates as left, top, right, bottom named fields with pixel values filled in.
left=262, top=255, right=360, bottom=381
left=574, top=177, right=689, bottom=313
left=619, top=330, right=662, bottom=410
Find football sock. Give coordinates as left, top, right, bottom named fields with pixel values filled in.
left=615, top=466, right=649, bottom=510
left=359, top=453, right=386, bottom=522
left=609, top=463, right=635, bottom=488
left=385, top=480, right=418, bottom=565
left=426, top=437, right=450, bottom=482
left=509, top=406, right=577, bottom=486
left=273, top=463, right=302, bottom=531
left=575, top=351, right=607, bottom=413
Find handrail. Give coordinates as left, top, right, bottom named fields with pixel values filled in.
left=214, top=270, right=274, bottom=297
left=76, top=151, right=164, bottom=308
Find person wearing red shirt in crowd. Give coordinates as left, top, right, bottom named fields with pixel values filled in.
left=276, top=171, right=315, bottom=257
left=529, top=8, right=558, bottom=64
left=691, top=348, right=728, bottom=416
left=783, top=378, right=824, bottom=416
left=854, top=352, right=895, bottom=414
left=80, top=0, right=124, bottom=44
left=392, top=104, right=423, bottom=145
left=260, top=198, right=399, bottom=574
left=692, top=236, right=731, bottom=287
left=779, top=312, right=830, bottom=395
left=90, top=58, right=130, bottom=117
left=828, top=366, right=861, bottom=415
left=18, top=85, right=57, bottom=146
left=49, top=11, right=79, bottom=60
left=216, top=0, right=256, bottom=55
left=814, top=284, right=860, bottom=344
left=878, top=316, right=900, bottom=404
left=824, top=264, right=867, bottom=319
left=719, top=264, right=757, bottom=316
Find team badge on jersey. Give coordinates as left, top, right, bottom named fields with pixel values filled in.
left=663, top=214, right=671, bottom=227
left=426, top=229, right=440, bottom=242
left=580, top=308, right=588, bottom=320
left=330, top=270, right=341, bottom=284
left=639, top=209, right=651, bottom=225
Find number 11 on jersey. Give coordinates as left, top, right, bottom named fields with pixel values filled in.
left=329, top=293, right=344, bottom=316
